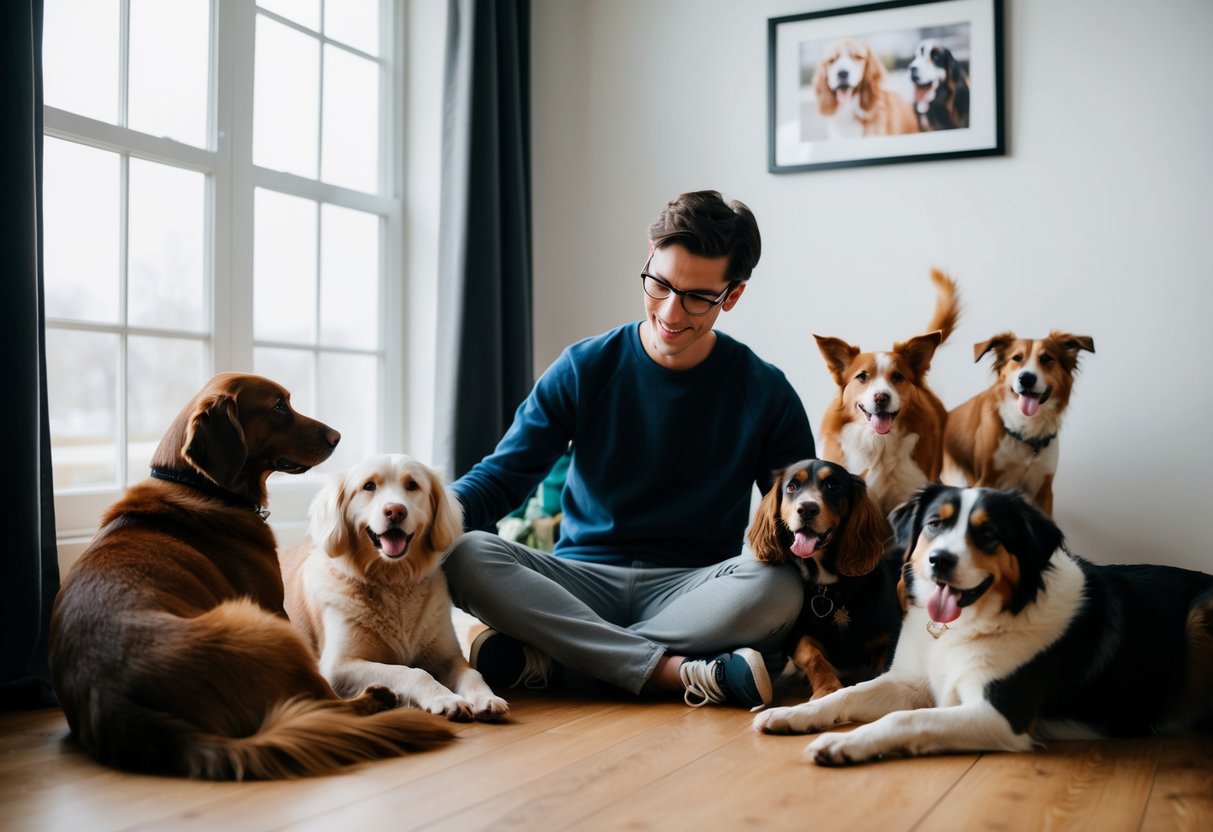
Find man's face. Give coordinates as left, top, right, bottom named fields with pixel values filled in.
left=640, top=243, right=745, bottom=371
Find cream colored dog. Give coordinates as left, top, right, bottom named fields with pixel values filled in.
left=281, top=454, right=508, bottom=721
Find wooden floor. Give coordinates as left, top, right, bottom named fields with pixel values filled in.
left=3, top=678, right=1211, bottom=832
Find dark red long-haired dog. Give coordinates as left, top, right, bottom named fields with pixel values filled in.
left=49, top=374, right=453, bottom=779
left=749, top=459, right=898, bottom=699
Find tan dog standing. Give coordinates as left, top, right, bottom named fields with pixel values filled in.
left=281, top=454, right=508, bottom=721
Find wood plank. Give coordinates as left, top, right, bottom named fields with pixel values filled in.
left=581, top=724, right=979, bottom=831
left=1141, top=733, right=1213, bottom=832
left=0, top=709, right=73, bottom=774
left=917, top=738, right=1162, bottom=831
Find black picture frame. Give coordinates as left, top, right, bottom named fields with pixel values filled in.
left=768, top=0, right=1004, bottom=173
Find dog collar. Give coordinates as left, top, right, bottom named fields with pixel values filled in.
left=1002, top=423, right=1056, bottom=456
left=150, top=467, right=270, bottom=520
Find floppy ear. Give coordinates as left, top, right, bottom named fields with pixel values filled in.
left=748, top=473, right=788, bottom=564
left=893, top=330, right=943, bottom=380
left=813, top=60, right=837, bottom=115
left=1049, top=332, right=1095, bottom=373
left=183, top=393, right=246, bottom=488
left=424, top=467, right=464, bottom=554
left=998, top=490, right=1064, bottom=612
left=309, top=472, right=352, bottom=558
left=833, top=473, right=893, bottom=577
left=814, top=335, right=860, bottom=388
left=859, top=47, right=885, bottom=111
left=888, top=485, right=932, bottom=562
left=974, top=332, right=1016, bottom=374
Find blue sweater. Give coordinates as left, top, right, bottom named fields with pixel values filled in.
left=451, top=323, right=816, bottom=567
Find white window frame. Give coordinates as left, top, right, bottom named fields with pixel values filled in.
left=45, top=0, right=407, bottom=567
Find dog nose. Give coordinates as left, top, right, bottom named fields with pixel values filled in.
left=929, top=550, right=958, bottom=576
left=837, top=69, right=849, bottom=81
left=1018, top=371, right=1037, bottom=390
left=383, top=503, right=407, bottom=523
left=873, top=392, right=890, bottom=409
left=797, top=501, right=820, bottom=520
left=324, top=428, right=341, bottom=449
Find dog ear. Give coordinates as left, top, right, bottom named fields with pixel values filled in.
left=424, top=467, right=465, bottom=554
left=813, top=59, right=837, bottom=115
left=1049, top=332, right=1095, bottom=373
left=748, top=472, right=787, bottom=564
left=893, top=330, right=943, bottom=380
left=182, top=393, right=246, bottom=488
left=309, top=472, right=351, bottom=558
left=992, top=490, right=1064, bottom=612
left=859, top=47, right=884, bottom=112
left=888, top=485, right=939, bottom=561
left=813, top=335, right=860, bottom=388
left=974, top=332, right=1016, bottom=374
left=833, top=473, right=893, bottom=577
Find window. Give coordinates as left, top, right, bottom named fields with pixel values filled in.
left=42, top=0, right=404, bottom=556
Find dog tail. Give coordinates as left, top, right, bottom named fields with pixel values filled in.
left=926, top=269, right=961, bottom=344
left=183, top=697, right=456, bottom=780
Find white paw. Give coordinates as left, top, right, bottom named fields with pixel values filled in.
left=469, top=694, right=510, bottom=721
left=425, top=694, right=474, bottom=722
left=806, top=731, right=893, bottom=766
left=752, top=704, right=822, bottom=735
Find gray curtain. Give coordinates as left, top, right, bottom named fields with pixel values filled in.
left=436, top=0, right=533, bottom=481
left=1, top=0, right=60, bottom=710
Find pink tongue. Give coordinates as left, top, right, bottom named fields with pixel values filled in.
left=914, top=84, right=931, bottom=103
left=837, top=87, right=854, bottom=104
left=790, top=532, right=819, bottom=559
left=927, top=584, right=963, bottom=624
left=1019, top=394, right=1041, bottom=417
left=379, top=530, right=409, bottom=557
left=869, top=412, right=895, bottom=435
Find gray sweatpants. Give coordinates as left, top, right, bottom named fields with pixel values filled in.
left=442, top=530, right=804, bottom=694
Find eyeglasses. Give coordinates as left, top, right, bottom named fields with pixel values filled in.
left=640, top=254, right=738, bottom=316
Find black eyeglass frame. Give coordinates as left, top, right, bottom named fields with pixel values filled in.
left=639, top=253, right=739, bottom=316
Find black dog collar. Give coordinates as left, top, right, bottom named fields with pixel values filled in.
left=150, top=467, right=270, bottom=520
left=1002, top=424, right=1056, bottom=456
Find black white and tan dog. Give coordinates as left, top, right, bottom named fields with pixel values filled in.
left=907, top=39, right=970, bottom=131
left=754, top=485, right=1213, bottom=765
left=749, top=459, right=898, bottom=700
left=943, top=332, right=1095, bottom=514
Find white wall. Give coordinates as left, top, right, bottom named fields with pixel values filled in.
left=531, top=0, right=1213, bottom=570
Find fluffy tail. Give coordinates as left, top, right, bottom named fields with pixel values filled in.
left=184, top=697, right=455, bottom=780
left=926, top=269, right=961, bottom=344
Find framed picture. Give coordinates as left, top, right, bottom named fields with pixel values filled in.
left=768, top=0, right=1004, bottom=173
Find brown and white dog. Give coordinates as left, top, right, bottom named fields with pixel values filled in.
left=49, top=374, right=452, bottom=780
left=749, top=459, right=897, bottom=700
left=813, top=38, right=919, bottom=139
left=755, top=486, right=1213, bottom=765
left=280, top=454, right=509, bottom=722
left=814, top=270, right=960, bottom=517
left=943, top=332, right=1095, bottom=514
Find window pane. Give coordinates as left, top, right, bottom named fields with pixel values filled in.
left=44, top=0, right=120, bottom=124
left=258, top=0, right=319, bottom=31
left=254, top=347, right=314, bottom=415
left=48, top=329, right=119, bottom=489
left=254, top=189, right=317, bottom=343
left=316, top=352, right=377, bottom=472
left=127, top=336, right=208, bottom=480
left=324, top=0, right=379, bottom=56
left=43, top=138, right=121, bottom=324
left=320, top=204, right=379, bottom=349
left=321, top=46, right=379, bottom=193
left=128, top=0, right=211, bottom=147
left=128, top=159, right=207, bottom=331
left=254, top=16, right=319, bottom=178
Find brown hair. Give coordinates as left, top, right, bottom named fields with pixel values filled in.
left=647, top=190, right=761, bottom=282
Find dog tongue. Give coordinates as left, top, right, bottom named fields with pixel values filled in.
left=927, top=584, right=963, bottom=624
left=868, top=412, right=895, bottom=435
left=379, top=530, right=409, bottom=557
left=790, top=532, right=819, bottom=559
left=837, top=87, right=854, bottom=104
left=1019, top=394, right=1041, bottom=417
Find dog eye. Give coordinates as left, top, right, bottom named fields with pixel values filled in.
left=1039, top=354, right=1054, bottom=365
left=273, top=399, right=288, bottom=414
left=823, top=480, right=838, bottom=493
left=785, top=481, right=799, bottom=494
left=1011, top=353, right=1023, bottom=363
left=405, top=480, right=421, bottom=492
left=925, top=517, right=942, bottom=532
left=362, top=481, right=376, bottom=492
left=855, top=371, right=868, bottom=383
left=891, top=372, right=905, bottom=383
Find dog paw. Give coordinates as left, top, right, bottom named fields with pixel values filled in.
left=358, top=685, right=401, bottom=714
left=471, top=694, right=510, bottom=722
left=753, top=705, right=818, bottom=735
left=425, top=694, right=474, bottom=722
left=806, top=732, right=880, bottom=766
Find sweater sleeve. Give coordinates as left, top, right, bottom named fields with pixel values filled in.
left=449, top=351, right=577, bottom=532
